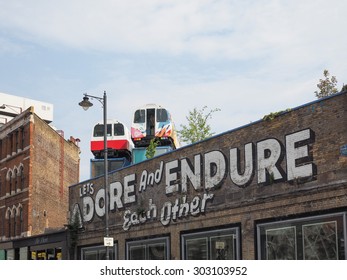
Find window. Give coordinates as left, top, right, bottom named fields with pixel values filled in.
left=14, top=169, right=18, bottom=192
left=8, top=211, right=11, bottom=238
left=8, top=171, right=12, bottom=194
left=19, top=208, right=23, bottom=235
left=81, top=245, right=116, bottom=260
left=157, top=108, right=168, bottom=122
left=114, top=123, right=124, bottom=136
left=0, top=139, right=3, bottom=160
left=257, top=212, right=346, bottom=260
left=134, top=109, right=145, bottom=123
left=181, top=227, right=241, bottom=260
left=1, top=209, right=4, bottom=237
left=20, top=165, right=25, bottom=190
left=13, top=208, right=17, bottom=237
left=10, top=133, right=13, bottom=154
left=21, top=127, right=25, bottom=149
left=15, top=131, right=19, bottom=152
left=93, top=124, right=112, bottom=137
left=126, top=236, right=169, bottom=260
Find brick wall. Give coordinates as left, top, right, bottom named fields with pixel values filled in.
left=30, top=113, right=80, bottom=235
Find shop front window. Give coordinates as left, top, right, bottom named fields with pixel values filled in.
left=181, top=227, right=240, bottom=260
left=257, top=212, right=346, bottom=260
left=129, top=245, right=146, bottom=260
left=30, top=248, right=63, bottom=260
left=81, top=245, right=116, bottom=260
left=126, top=236, right=169, bottom=260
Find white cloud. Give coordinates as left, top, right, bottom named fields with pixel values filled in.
left=1, top=0, right=345, bottom=61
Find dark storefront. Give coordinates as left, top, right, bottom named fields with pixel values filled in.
left=0, top=229, right=68, bottom=260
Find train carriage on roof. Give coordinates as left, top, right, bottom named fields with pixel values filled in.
left=131, top=104, right=180, bottom=149
left=90, top=119, right=134, bottom=160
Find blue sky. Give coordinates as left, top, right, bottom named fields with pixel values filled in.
left=1, top=0, right=346, bottom=181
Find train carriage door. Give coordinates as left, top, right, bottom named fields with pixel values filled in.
left=147, top=108, right=155, bottom=137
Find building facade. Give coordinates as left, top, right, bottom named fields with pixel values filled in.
left=0, top=106, right=80, bottom=259
left=69, top=91, right=347, bottom=260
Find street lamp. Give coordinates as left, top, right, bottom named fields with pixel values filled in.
left=79, top=90, right=111, bottom=260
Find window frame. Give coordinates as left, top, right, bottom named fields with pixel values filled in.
left=126, top=236, right=170, bottom=260
left=181, top=226, right=241, bottom=260
left=256, top=212, right=347, bottom=260
left=81, top=244, right=117, bottom=260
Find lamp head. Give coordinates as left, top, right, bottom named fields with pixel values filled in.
left=79, top=96, right=93, bottom=111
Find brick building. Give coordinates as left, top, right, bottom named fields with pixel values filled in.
left=0, top=106, right=80, bottom=259
left=69, top=91, right=347, bottom=260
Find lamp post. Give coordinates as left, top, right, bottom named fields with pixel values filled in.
left=79, top=90, right=110, bottom=260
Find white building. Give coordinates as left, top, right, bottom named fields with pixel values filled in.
left=0, top=92, right=53, bottom=126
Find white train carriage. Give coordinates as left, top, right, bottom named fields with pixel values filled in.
left=91, top=119, right=134, bottom=160
left=131, top=104, right=180, bottom=149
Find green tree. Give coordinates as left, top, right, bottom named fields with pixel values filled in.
left=341, top=84, right=347, bottom=92
left=177, top=106, right=220, bottom=144
left=145, top=137, right=159, bottom=159
left=314, top=69, right=338, bottom=98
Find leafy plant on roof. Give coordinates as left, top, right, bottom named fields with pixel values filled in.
left=263, top=109, right=291, bottom=121
left=177, top=106, right=221, bottom=144
left=314, top=69, right=338, bottom=99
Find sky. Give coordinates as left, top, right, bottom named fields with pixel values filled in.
left=0, top=0, right=346, bottom=181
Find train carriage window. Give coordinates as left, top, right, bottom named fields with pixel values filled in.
left=114, top=123, right=124, bottom=136
left=134, top=110, right=145, bottom=123
left=93, top=124, right=112, bottom=137
left=157, top=109, right=168, bottom=122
